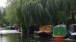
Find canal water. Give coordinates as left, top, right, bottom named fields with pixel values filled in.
left=0, top=30, right=76, bottom=42
left=0, top=30, right=21, bottom=42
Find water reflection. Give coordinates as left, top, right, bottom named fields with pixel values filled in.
left=24, top=36, right=76, bottom=42
left=0, top=30, right=76, bottom=42
left=0, top=30, right=21, bottom=42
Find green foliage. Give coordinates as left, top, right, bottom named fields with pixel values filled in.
left=5, top=0, right=73, bottom=26
left=0, top=7, right=9, bottom=27
left=5, top=0, right=20, bottom=25
left=5, top=0, right=76, bottom=41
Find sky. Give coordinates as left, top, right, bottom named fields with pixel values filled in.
left=0, top=0, right=7, bottom=7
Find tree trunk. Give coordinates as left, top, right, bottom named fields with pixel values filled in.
left=71, top=10, right=75, bottom=20
left=22, top=24, right=27, bottom=42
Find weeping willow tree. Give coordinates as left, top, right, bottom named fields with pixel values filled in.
left=21, top=1, right=52, bottom=41
left=22, top=1, right=52, bottom=25
left=0, top=7, right=8, bottom=27
left=5, top=0, right=20, bottom=25
left=45, top=0, right=69, bottom=25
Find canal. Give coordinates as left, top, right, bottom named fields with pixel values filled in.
left=0, top=30, right=21, bottom=42
left=0, top=30, right=76, bottom=42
